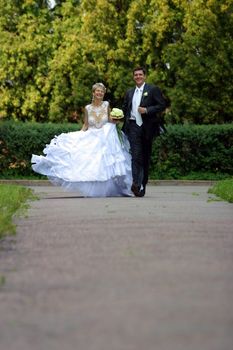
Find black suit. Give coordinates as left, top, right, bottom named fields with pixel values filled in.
left=122, top=83, right=166, bottom=193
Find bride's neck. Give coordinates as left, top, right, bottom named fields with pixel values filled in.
left=92, top=99, right=103, bottom=107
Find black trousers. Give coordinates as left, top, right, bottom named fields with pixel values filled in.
left=127, top=121, right=153, bottom=188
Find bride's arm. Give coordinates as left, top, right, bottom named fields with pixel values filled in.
left=108, top=104, right=119, bottom=124
left=81, top=107, right=89, bottom=131
left=108, top=103, right=112, bottom=122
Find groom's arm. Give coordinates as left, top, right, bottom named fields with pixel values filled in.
left=146, top=86, right=167, bottom=116
left=139, top=86, right=166, bottom=117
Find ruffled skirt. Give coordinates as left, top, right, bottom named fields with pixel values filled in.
left=31, top=123, right=132, bottom=197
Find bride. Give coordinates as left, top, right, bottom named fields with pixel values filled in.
left=31, top=83, right=132, bottom=197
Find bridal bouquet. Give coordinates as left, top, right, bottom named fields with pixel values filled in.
left=110, top=108, right=124, bottom=120
left=110, top=108, right=124, bottom=144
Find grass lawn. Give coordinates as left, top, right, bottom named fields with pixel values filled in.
left=208, top=178, right=233, bottom=203
left=0, top=184, right=37, bottom=239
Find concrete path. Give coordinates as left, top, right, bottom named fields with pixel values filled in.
left=0, top=185, right=233, bottom=350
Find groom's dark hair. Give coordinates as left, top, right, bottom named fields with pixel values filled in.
left=133, top=66, right=147, bottom=75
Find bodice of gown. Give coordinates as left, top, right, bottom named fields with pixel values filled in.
left=86, top=101, right=109, bottom=129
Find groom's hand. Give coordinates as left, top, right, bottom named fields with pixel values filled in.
left=138, top=106, right=147, bottom=114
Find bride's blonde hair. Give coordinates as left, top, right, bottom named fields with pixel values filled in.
left=92, top=83, right=106, bottom=93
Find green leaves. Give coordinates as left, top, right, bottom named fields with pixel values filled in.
left=151, top=124, right=233, bottom=179
left=0, top=0, right=232, bottom=123
left=0, top=0, right=53, bottom=121
left=163, top=0, right=233, bottom=123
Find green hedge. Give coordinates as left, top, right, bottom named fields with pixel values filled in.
left=0, top=121, right=233, bottom=179
left=151, top=124, right=233, bottom=179
left=0, top=121, right=81, bottom=178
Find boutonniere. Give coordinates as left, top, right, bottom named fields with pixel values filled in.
left=143, top=91, right=148, bottom=97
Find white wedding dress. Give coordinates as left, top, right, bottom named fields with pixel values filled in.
left=31, top=101, right=132, bottom=197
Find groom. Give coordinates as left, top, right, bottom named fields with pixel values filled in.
left=122, top=67, right=167, bottom=197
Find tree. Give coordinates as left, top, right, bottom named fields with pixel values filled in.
left=44, top=0, right=85, bottom=121
left=0, top=0, right=232, bottom=123
left=0, top=0, right=54, bottom=121
left=77, top=0, right=132, bottom=105
left=115, top=0, right=233, bottom=124
left=162, top=0, right=233, bottom=123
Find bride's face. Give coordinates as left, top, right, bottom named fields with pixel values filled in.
left=93, top=88, right=105, bottom=101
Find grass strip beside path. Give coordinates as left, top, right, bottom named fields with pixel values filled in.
left=208, top=179, right=233, bottom=203
left=0, top=184, right=37, bottom=238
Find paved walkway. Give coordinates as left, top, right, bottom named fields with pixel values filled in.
left=0, top=185, right=233, bottom=350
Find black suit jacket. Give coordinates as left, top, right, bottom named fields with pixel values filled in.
left=122, top=83, right=167, bottom=139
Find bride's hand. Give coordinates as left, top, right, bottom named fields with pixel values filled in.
left=110, top=119, right=120, bottom=124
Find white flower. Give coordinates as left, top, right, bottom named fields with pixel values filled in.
left=143, top=92, right=148, bottom=97
left=110, top=108, right=124, bottom=119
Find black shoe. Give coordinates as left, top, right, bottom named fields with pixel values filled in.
left=139, top=186, right=146, bottom=197
left=142, top=184, right=146, bottom=195
left=131, top=183, right=141, bottom=197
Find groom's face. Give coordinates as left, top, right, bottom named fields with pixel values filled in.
left=133, top=70, right=146, bottom=88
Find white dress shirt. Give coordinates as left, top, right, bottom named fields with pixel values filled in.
left=131, top=83, right=145, bottom=126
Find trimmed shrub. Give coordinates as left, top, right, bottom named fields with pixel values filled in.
left=151, top=124, right=233, bottom=179
left=0, top=121, right=81, bottom=177
left=0, top=121, right=233, bottom=179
